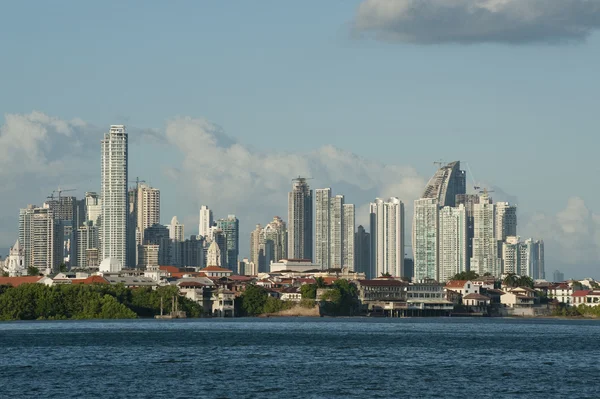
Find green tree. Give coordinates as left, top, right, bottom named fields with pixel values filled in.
left=59, top=263, right=67, bottom=273
left=315, top=277, right=326, bottom=288
left=238, top=285, right=268, bottom=316
left=27, top=266, right=39, bottom=276
left=300, top=284, right=317, bottom=299
left=451, top=271, right=479, bottom=281
left=380, top=272, right=392, bottom=278
left=516, top=275, right=534, bottom=288
left=1, top=271, right=8, bottom=277
left=502, top=273, right=519, bottom=288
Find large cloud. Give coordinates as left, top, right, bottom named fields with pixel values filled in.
left=522, top=197, right=600, bottom=278
left=353, top=0, right=600, bottom=44
left=162, top=116, right=425, bottom=243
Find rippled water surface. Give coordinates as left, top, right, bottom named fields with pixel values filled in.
left=1, top=318, right=600, bottom=398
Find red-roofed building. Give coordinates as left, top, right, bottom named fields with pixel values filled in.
left=71, top=276, right=109, bottom=285
left=159, top=266, right=180, bottom=274
left=445, top=280, right=480, bottom=297
left=572, top=290, right=593, bottom=306
left=549, top=283, right=573, bottom=305
left=0, top=276, right=48, bottom=287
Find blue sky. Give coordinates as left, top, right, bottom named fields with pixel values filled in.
left=1, top=0, right=599, bottom=277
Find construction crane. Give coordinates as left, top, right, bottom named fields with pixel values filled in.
left=47, top=186, right=76, bottom=202
left=128, top=177, right=146, bottom=190
left=433, top=159, right=445, bottom=169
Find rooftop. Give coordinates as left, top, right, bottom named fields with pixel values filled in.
left=0, top=276, right=45, bottom=287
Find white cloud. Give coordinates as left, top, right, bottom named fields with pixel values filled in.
left=162, top=116, right=425, bottom=247
left=522, top=197, right=600, bottom=278
left=353, top=0, right=600, bottom=44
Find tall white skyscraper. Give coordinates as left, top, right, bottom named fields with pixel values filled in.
left=101, top=125, right=128, bottom=269
left=342, top=204, right=355, bottom=271
left=169, top=216, right=184, bottom=242
left=19, top=205, right=59, bottom=274
left=502, top=236, right=521, bottom=275
left=136, top=184, right=160, bottom=243
left=314, top=189, right=355, bottom=270
left=438, top=205, right=468, bottom=282
left=315, top=188, right=331, bottom=268
left=495, top=202, right=517, bottom=241
left=413, top=198, right=439, bottom=281
left=470, top=193, right=501, bottom=277
left=199, top=205, right=213, bottom=238
left=370, top=197, right=404, bottom=278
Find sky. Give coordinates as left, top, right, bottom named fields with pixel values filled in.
left=1, top=0, right=600, bottom=278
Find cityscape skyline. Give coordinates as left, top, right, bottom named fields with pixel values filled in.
left=2, top=1, right=600, bottom=278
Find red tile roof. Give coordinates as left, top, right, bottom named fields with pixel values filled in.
left=0, top=276, right=44, bottom=287
left=171, top=272, right=206, bottom=278
left=572, top=290, right=592, bottom=297
left=71, top=276, right=109, bottom=285
left=446, top=280, right=469, bottom=288
left=159, top=266, right=180, bottom=274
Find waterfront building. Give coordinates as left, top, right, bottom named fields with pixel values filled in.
left=370, top=197, right=404, bottom=278
left=101, top=125, right=128, bottom=269
left=287, top=177, right=313, bottom=261
left=412, top=198, right=438, bottom=281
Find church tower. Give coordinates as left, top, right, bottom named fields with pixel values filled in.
left=7, top=240, right=26, bottom=277
left=206, top=240, right=221, bottom=267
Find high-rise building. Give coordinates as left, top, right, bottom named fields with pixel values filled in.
left=216, top=215, right=239, bottom=271
left=370, top=197, right=404, bottom=278
left=413, top=198, right=439, bottom=281
left=495, top=202, right=517, bottom=241
left=354, top=225, right=370, bottom=277
left=250, top=224, right=265, bottom=272
left=100, top=125, right=128, bottom=269
left=19, top=205, right=59, bottom=274
left=238, top=258, right=257, bottom=276
left=523, top=238, right=544, bottom=280
left=438, top=205, right=468, bottom=282
left=315, top=188, right=331, bottom=268
left=314, top=189, right=354, bottom=270
left=77, top=221, right=99, bottom=269
left=455, top=194, right=480, bottom=271
left=136, top=184, right=161, bottom=243
left=342, top=204, right=355, bottom=271
left=502, top=236, right=521, bottom=275
left=199, top=205, right=213, bottom=238
left=470, top=193, right=501, bottom=277
left=169, top=216, right=184, bottom=242
left=85, top=192, right=102, bottom=225
left=140, top=244, right=159, bottom=270
left=421, top=161, right=466, bottom=207
left=553, top=270, right=564, bottom=283
left=288, top=177, right=313, bottom=261
left=263, top=216, right=287, bottom=263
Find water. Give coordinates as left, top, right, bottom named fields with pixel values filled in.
left=1, top=318, right=599, bottom=398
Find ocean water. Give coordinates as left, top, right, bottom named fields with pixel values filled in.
left=1, top=318, right=599, bottom=398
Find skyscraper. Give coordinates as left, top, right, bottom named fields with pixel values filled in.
left=19, top=205, right=59, bottom=274
left=136, top=184, right=161, bottom=243
left=421, top=161, right=466, bottom=207
left=438, top=205, right=468, bottom=282
left=354, top=225, right=370, bottom=277
left=84, top=192, right=102, bottom=225
left=470, top=193, right=501, bottom=277
left=342, top=204, right=355, bottom=271
left=77, top=221, right=99, bottom=269
left=413, top=198, right=439, bottom=281
left=494, top=202, right=517, bottom=241
left=249, top=224, right=266, bottom=272
left=288, top=177, right=313, bottom=261
left=455, top=194, right=480, bottom=271
left=370, top=197, right=404, bottom=278
left=199, top=205, right=213, bottom=238
left=101, top=125, right=128, bottom=269
left=216, top=215, right=239, bottom=271
left=263, top=216, right=287, bottom=263
left=169, top=216, right=184, bottom=242
left=315, top=188, right=331, bottom=268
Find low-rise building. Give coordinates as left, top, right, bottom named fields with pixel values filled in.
left=270, top=259, right=322, bottom=273
left=280, top=287, right=302, bottom=302
left=500, top=287, right=536, bottom=308
left=199, top=266, right=233, bottom=278
left=212, top=288, right=235, bottom=317
left=549, top=283, right=573, bottom=305
left=463, top=293, right=491, bottom=308
left=445, top=280, right=481, bottom=296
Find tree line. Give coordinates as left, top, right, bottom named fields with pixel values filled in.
left=0, top=283, right=202, bottom=321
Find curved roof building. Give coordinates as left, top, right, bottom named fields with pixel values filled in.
left=421, top=161, right=466, bottom=207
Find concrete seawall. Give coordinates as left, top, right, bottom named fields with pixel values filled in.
left=259, top=305, right=321, bottom=317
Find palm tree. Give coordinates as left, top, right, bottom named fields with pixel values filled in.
left=516, top=275, right=534, bottom=288
left=315, top=277, right=326, bottom=288
left=380, top=272, right=392, bottom=278
left=502, top=273, right=519, bottom=288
